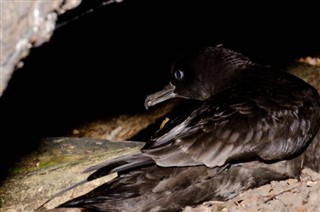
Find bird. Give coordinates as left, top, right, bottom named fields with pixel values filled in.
left=57, top=45, right=320, bottom=211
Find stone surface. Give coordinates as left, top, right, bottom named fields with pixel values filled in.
left=0, top=137, right=143, bottom=211
left=0, top=0, right=81, bottom=96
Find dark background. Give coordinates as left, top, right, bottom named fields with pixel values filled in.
left=1, top=0, right=320, bottom=180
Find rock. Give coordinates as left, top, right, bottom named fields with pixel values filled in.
left=0, top=137, right=143, bottom=211
left=0, top=0, right=81, bottom=96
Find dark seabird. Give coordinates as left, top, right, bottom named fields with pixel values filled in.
left=57, top=45, right=320, bottom=211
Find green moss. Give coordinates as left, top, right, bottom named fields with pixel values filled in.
left=37, top=156, right=67, bottom=169
left=8, top=155, right=82, bottom=176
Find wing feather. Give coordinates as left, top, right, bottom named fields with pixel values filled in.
left=142, top=78, right=320, bottom=168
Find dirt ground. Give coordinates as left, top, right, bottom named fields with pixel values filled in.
left=184, top=168, right=320, bottom=212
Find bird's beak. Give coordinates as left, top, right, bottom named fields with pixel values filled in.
left=144, top=84, right=177, bottom=109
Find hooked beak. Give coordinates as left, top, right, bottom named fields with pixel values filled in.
left=144, top=84, right=177, bottom=109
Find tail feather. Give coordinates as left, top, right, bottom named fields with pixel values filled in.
left=58, top=160, right=301, bottom=211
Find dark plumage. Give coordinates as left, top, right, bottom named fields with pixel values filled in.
left=58, top=45, right=320, bottom=211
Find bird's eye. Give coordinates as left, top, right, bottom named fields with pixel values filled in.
left=174, top=70, right=184, bottom=81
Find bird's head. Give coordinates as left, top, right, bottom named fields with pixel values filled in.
left=144, top=45, right=255, bottom=109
